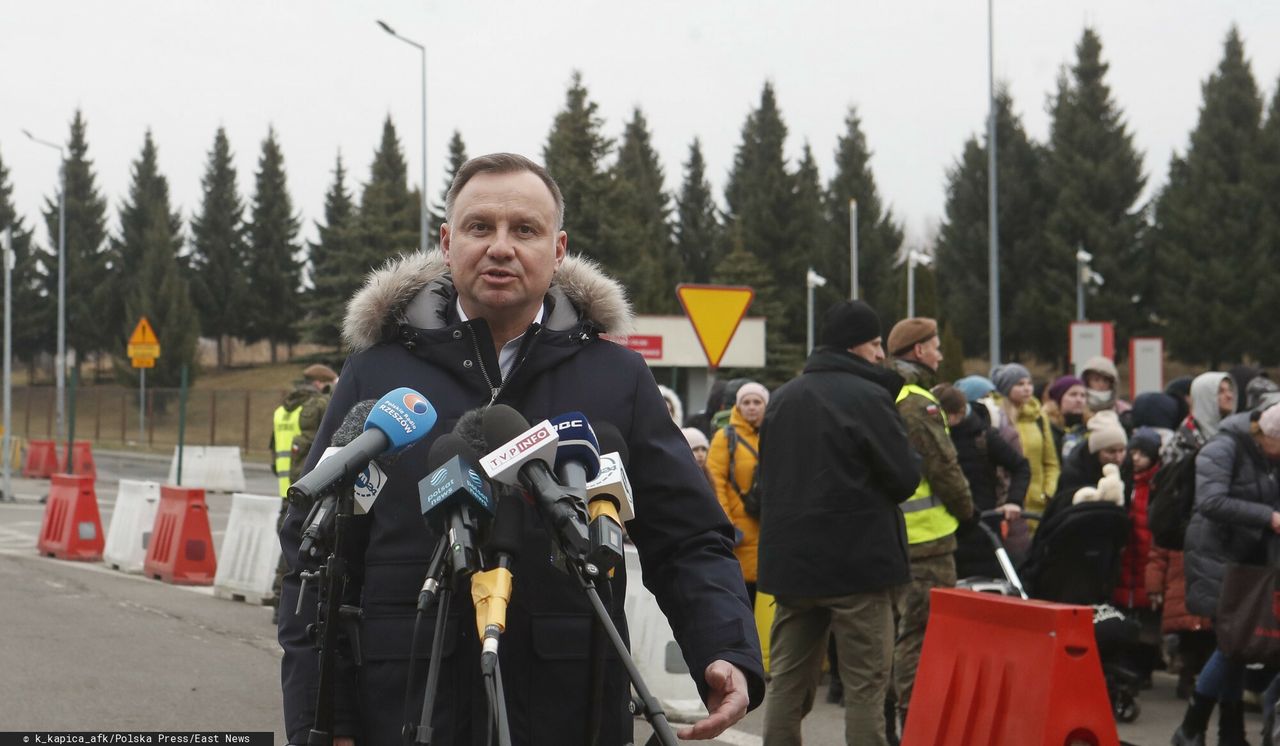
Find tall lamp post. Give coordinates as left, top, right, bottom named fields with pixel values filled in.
left=23, top=129, right=66, bottom=445
left=806, top=268, right=828, bottom=355
left=906, top=249, right=932, bottom=318
left=987, top=0, right=1001, bottom=365
left=377, top=20, right=428, bottom=254
left=1075, top=246, right=1092, bottom=322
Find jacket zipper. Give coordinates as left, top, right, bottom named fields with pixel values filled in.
left=469, top=324, right=544, bottom=407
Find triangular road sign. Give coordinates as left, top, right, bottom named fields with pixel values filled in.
left=129, top=317, right=159, bottom=346
left=676, top=284, right=755, bottom=369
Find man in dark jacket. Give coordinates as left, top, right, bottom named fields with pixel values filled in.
left=758, top=300, right=921, bottom=746
left=886, top=317, right=974, bottom=729
left=278, top=154, right=764, bottom=746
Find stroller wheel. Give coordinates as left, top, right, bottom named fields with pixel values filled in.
left=1111, top=689, right=1140, bottom=723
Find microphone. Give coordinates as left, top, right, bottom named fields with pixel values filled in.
left=298, top=400, right=377, bottom=559
left=419, top=433, right=493, bottom=581
left=288, top=387, right=438, bottom=505
left=473, top=491, right=522, bottom=674
left=479, top=405, right=590, bottom=559
left=587, top=423, right=635, bottom=524
left=550, top=413, right=625, bottom=572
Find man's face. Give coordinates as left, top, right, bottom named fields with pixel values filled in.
left=914, top=336, right=942, bottom=371
left=440, top=170, right=567, bottom=324
left=1097, top=444, right=1127, bottom=467
left=850, top=337, right=884, bottom=364
left=1219, top=379, right=1237, bottom=416
left=1060, top=385, right=1087, bottom=415
left=1084, top=371, right=1113, bottom=392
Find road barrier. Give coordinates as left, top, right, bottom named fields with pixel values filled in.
left=22, top=440, right=59, bottom=478
left=167, top=446, right=246, bottom=493
left=622, top=544, right=707, bottom=723
left=901, top=589, right=1119, bottom=746
left=36, top=474, right=104, bottom=561
left=57, top=441, right=96, bottom=478
left=143, top=485, right=217, bottom=585
left=213, top=492, right=282, bottom=604
left=103, top=480, right=162, bottom=573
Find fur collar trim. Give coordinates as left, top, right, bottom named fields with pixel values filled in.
left=341, top=250, right=634, bottom=352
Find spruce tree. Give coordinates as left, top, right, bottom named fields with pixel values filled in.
left=187, top=127, right=248, bottom=368
left=543, top=71, right=613, bottom=261
left=674, top=139, right=722, bottom=284
left=712, top=237, right=803, bottom=389
left=724, top=82, right=802, bottom=330
left=789, top=143, right=831, bottom=311
left=1043, top=29, right=1147, bottom=340
left=42, top=110, right=111, bottom=368
left=244, top=127, right=303, bottom=363
left=306, top=153, right=358, bottom=346
left=0, top=149, right=46, bottom=364
left=1151, top=28, right=1263, bottom=367
left=825, top=106, right=905, bottom=327
left=355, top=117, right=420, bottom=275
left=431, top=130, right=469, bottom=241
left=935, top=89, right=1057, bottom=362
left=1252, top=80, right=1280, bottom=363
left=603, top=108, right=677, bottom=313
left=113, top=132, right=200, bottom=387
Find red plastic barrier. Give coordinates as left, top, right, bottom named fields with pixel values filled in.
left=56, top=441, right=96, bottom=479
left=900, top=589, right=1119, bottom=746
left=143, top=485, right=217, bottom=585
left=22, top=440, right=59, bottom=479
left=36, top=474, right=104, bottom=561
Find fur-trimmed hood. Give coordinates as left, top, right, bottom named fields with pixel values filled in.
left=342, top=250, right=634, bottom=353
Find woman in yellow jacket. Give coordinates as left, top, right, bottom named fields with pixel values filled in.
left=993, top=363, right=1060, bottom=515
left=706, top=380, right=768, bottom=605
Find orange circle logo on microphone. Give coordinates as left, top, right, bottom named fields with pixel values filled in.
left=403, top=392, right=430, bottom=415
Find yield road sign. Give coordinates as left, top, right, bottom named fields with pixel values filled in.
left=676, top=284, right=755, bottom=369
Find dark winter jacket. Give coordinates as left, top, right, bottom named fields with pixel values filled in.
left=278, top=251, right=765, bottom=746
left=950, top=407, right=1031, bottom=579
left=1184, top=413, right=1280, bottom=618
left=757, top=347, right=921, bottom=597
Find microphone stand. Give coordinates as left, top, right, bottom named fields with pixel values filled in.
left=302, top=478, right=363, bottom=746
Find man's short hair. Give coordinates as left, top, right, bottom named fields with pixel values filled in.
left=444, top=153, right=565, bottom=229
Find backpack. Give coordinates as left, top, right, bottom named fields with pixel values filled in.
left=724, top=426, right=764, bottom=518
left=1149, top=430, right=1247, bottom=550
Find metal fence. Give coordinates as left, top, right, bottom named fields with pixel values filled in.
left=4, top=386, right=290, bottom=461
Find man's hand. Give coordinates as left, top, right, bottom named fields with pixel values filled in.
left=996, top=503, right=1022, bottom=520
left=677, top=660, right=749, bottom=740
left=334, top=738, right=354, bottom=746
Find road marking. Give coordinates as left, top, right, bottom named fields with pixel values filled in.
left=0, top=547, right=216, bottom=597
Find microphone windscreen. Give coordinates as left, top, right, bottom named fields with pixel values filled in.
left=483, top=404, right=532, bottom=450
left=550, top=412, right=601, bottom=479
left=453, top=408, right=490, bottom=459
left=593, top=421, right=629, bottom=467
left=428, top=433, right=476, bottom=471
left=333, top=400, right=377, bottom=448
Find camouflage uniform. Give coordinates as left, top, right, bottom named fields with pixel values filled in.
left=890, top=358, right=974, bottom=722
left=272, top=383, right=332, bottom=618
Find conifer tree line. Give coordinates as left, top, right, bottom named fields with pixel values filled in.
left=2, top=25, right=1278, bottom=389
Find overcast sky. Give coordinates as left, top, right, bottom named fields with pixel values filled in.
left=3, top=1, right=1279, bottom=255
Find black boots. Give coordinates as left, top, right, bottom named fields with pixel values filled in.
left=1172, top=692, right=1215, bottom=746
left=1217, top=699, right=1251, bottom=746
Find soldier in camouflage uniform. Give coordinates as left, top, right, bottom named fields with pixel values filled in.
left=885, top=317, right=974, bottom=732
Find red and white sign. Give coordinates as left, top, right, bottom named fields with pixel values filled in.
left=611, top=335, right=664, bottom=359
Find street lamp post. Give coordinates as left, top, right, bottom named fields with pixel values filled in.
left=987, top=0, right=1001, bottom=365
left=848, top=198, right=858, bottom=300
left=1076, top=246, right=1092, bottom=322
left=23, top=129, right=66, bottom=446
left=906, top=250, right=932, bottom=318
left=377, top=20, right=428, bottom=253
left=806, top=268, right=828, bottom=355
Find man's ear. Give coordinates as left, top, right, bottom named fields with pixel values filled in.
left=440, top=224, right=452, bottom=264
left=555, top=230, right=568, bottom=268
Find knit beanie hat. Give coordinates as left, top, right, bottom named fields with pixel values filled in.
left=681, top=427, right=709, bottom=451
left=1128, top=427, right=1162, bottom=462
left=1131, top=392, right=1182, bottom=431
left=1088, top=410, right=1127, bottom=454
left=1048, top=375, right=1085, bottom=406
left=736, top=382, right=770, bottom=407
left=955, top=375, right=996, bottom=403
left=991, top=363, right=1032, bottom=398
left=820, top=300, right=882, bottom=350
left=887, top=317, right=938, bottom=358
left=1260, top=405, right=1280, bottom=440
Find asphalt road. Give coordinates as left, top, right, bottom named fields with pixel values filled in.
left=0, top=449, right=1264, bottom=744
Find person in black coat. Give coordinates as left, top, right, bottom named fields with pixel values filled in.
left=934, top=384, right=1031, bottom=579
left=278, top=154, right=764, bottom=746
left=758, top=300, right=921, bottom=746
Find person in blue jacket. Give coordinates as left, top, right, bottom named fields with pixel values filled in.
left=278, top=153, right=764, bottom=746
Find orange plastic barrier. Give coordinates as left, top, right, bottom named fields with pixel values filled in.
left=143, top=485, right=217, bottom=585
left=56, top=441, right=96, bottom=479
left=22, top=440, right=59, bottom=478
left=901, top=589, right=1119, bottom=746
left=36, top=474, right=104, bottom=561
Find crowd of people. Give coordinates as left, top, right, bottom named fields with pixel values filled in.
left=672, top=299, right=1280, bottom=746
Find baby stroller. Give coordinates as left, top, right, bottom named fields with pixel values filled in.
left=957, top=504, right=1144, bottom=723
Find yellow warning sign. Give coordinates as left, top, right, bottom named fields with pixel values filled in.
left=676, top=284, right=755, bottom=369
left=127, top=316, right=161, bottom=368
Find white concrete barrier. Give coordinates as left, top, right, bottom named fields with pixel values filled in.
left=103, top=480, right=161, bottom=574
left=623, top=544, right=708, bottom=723
left=168, top=446, right=246, bottom=493
left=213, top=492, right=282, bottom=604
